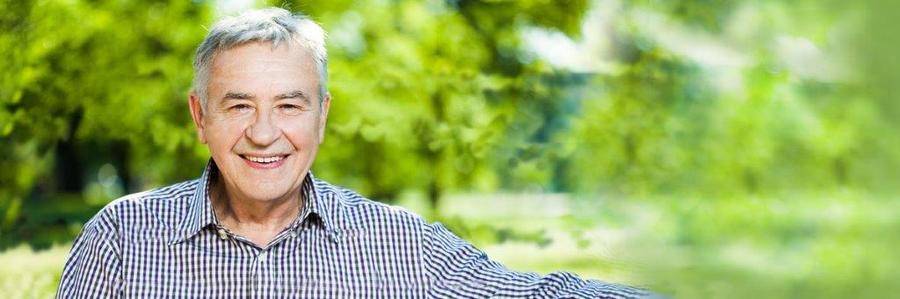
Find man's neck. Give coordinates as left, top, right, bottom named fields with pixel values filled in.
left=210, top=178, right=304, bottom=247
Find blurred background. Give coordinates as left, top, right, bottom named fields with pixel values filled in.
left=2, top=0, right=899, bottom=298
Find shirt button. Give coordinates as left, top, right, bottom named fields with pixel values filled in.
left=258, top=251, right=268, bottom=263
left=217, top=228, right=228, bottom=240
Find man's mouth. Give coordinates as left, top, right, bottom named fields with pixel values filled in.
left=239, top=154, right=289, bottom=168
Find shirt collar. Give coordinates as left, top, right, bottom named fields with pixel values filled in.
left=168, top=159, right=336, bottom=245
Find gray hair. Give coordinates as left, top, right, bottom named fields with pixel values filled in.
left=192, top=8, right=328, bottom=108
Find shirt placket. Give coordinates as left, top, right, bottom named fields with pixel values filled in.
left=254, top=248, right=269, bottom=298
left=217, top=229, right=267, bottom=299
left=249, top=230, right=297, bottom=298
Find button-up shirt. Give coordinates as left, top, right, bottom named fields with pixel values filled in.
left=57, top=161, right=649, bottom=298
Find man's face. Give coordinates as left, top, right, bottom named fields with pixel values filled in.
left=189, top=42, right=330, bottom=203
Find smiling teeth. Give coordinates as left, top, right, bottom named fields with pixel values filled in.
left=245, top=155, right=284, bottom=163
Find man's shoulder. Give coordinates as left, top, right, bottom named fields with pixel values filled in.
left=83, top=179, right=201, bottom=234
left=313, top=178, right=428, bottom=234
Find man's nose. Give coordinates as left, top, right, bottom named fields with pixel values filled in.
left=245, top=109, right=279, bottom=146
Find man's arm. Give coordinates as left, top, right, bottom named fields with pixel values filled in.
left=422, top=222, right=650, bottom=298
left=57, top=213, right=122, bottom=298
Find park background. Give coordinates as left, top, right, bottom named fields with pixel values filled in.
left=2, top=0, right=899, bottom=298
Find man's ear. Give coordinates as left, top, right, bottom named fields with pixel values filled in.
left=188, top=92, right=208, bottom=144
left=317, top=92, right=331, bottom=144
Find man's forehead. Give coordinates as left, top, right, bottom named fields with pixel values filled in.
left=212, top=58, right=309, bottom=76
left=215, top=56, right=308, bottom=70
left=210, top=46, right=318, bottom=80
left=212, top=41, right=315, bottom=68
left=206, top=43, right=319, bottom=93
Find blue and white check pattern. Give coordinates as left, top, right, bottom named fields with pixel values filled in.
left=57, top=161, right=650, bottom=298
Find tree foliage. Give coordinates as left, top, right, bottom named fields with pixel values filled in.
left=1, top=0, right=210, bottom=247
left=1, top=0, right=897, bottom=255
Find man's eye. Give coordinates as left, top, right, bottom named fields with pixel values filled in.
left=278, top=104, right=304, bottom=112
left=230, top=104, right=252, bottom=111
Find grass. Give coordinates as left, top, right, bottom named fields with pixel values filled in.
left=0, top=244, right=68, bottom=298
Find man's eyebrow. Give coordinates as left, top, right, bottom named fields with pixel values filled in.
left=275, top=90, right=310, bottom=103
left=223, top=92, right=254, bottom=100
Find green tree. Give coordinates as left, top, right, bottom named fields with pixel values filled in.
left=0, top=0, right=211, bottom=248
left=282, top=0, right=590, bottom=216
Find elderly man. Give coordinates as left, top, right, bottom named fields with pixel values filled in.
left=57, top=8, right=650, bottom=298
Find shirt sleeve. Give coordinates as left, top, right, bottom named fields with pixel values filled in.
left=422, top=222, right=651, bottom=298
left=57, top=213, right=122, bottom=298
